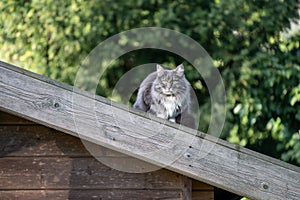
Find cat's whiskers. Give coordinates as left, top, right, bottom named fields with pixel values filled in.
left=133, top=64, right=191, bottom=123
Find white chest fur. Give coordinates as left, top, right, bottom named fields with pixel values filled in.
left=163, top=96, right=180, bottom=117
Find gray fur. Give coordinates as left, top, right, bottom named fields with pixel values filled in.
left=133, top=64, right=191, bottom=122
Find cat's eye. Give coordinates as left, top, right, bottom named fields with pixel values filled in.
left=161, top=80, right=168, bottom=85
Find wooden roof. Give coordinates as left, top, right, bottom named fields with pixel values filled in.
left=1, top=61, right=300, bottom=199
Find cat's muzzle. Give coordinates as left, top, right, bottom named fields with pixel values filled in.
left=166, top=94, right=176, bottom=97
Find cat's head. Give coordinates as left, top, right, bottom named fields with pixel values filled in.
left=154, top=64, right=188, bottom=96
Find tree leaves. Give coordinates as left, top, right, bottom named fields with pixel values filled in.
left=0, top=0, right=299, bottom=165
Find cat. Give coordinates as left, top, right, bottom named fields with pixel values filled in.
left=133, top=64, right=192, bottom=125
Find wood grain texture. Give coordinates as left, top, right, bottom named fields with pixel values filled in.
left=0, top=111, right=35, bottom=124
left=0, top=125, right=89, bottom=157
left=0, top=124, right=145, bottom=159
left=0, top=190, right=182, bottom=200
left=0, top=113, right=205, bottom=199
left=0, top=157, right=183, bottom=190
left=192, top=191, right=214, bottom=200
left=192, top=180, right=214, bottom=191
left=1, top=61, right=300, bottom=199
left=181, top=176, right=192, bottom=200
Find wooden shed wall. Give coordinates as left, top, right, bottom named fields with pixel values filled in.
left=0, top=111, right=214, bottom=200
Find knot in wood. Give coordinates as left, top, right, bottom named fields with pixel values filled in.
left=184, top=152, right=191, bottom=158
left=54, top=102, right=60, bottom=108
left=103, top=125, right=124, bottom=141
left=262, top=182, right=269, bottom=190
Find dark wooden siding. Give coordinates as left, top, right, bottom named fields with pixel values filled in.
left=0, top=111, right=214, bottom=199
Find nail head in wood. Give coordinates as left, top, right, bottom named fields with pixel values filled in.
left=262, top=183, right=269, bottom=190
left=184, top=153, right=191, bottom=158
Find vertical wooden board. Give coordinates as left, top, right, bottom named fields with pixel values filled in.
left=181, top=176, right=192, bottom=200
left=0, top=190, right=182, bottom=200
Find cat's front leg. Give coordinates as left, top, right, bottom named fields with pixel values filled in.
left=149, top=104, right=168, bottom=120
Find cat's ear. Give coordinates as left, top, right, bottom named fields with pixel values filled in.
left=175, top=64, right=184, bottom=77
left=156, top=64, right=164, bottom=77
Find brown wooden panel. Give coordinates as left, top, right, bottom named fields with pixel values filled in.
left=0, top=190, right=182, bottom=200
left=0, top=157, right=182, bottom=190
left=0, top=125, right=89, bottom=156
left=181, top=176, right=192, bottom=200
left=0, top=125, right=147, bottom=158
left=0, top=111, right=35, bottom=124
left=3, top=62, right=300, bottom=199
left=192, top=191, right=214, bottom=200
left=192, top=179, right=214, bottom=191
left=0, top=125, right=163, bottom=172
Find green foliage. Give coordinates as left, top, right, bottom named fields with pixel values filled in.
left=0, top=0, right=299, bottom=166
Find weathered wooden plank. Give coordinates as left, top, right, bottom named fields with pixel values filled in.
left=0, top=123, right=159, bottom=159
left=0, top=125, right=89, bottom=157
left=1, top=61, right=300, bottom=199
left=0, top=123, right=162, bottom=172
left=0, top=111, right=35, bottom=124
left=181, top=176, right=192, bottom=200
left=192, top=180, right=214, bottom=191
left=0, top=190, right=182, bottom=200
left=0, top=123, right=144, bottom=158
left=192, top=191, right=214, bottom=200
left=0, top=157, right=183, bottom=190
left=0, top=112, right=211, bottom=197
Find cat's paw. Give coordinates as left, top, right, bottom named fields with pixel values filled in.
left=169, top=118, right=176, bottom=123
left=157, top=113, right=169, bottom=120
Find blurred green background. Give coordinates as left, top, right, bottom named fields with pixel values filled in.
left=0, top=0, right=299, bottom=166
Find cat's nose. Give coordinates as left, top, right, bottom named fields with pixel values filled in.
left=166, top=89, right=173, bottom=94
left=165, top=88, right=173, bottom=94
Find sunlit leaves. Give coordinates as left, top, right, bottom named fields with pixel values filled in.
left=0, top=0, right=299, bottom=165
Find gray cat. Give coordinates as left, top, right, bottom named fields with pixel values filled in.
left=133, top=64, right=191, bottom=123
